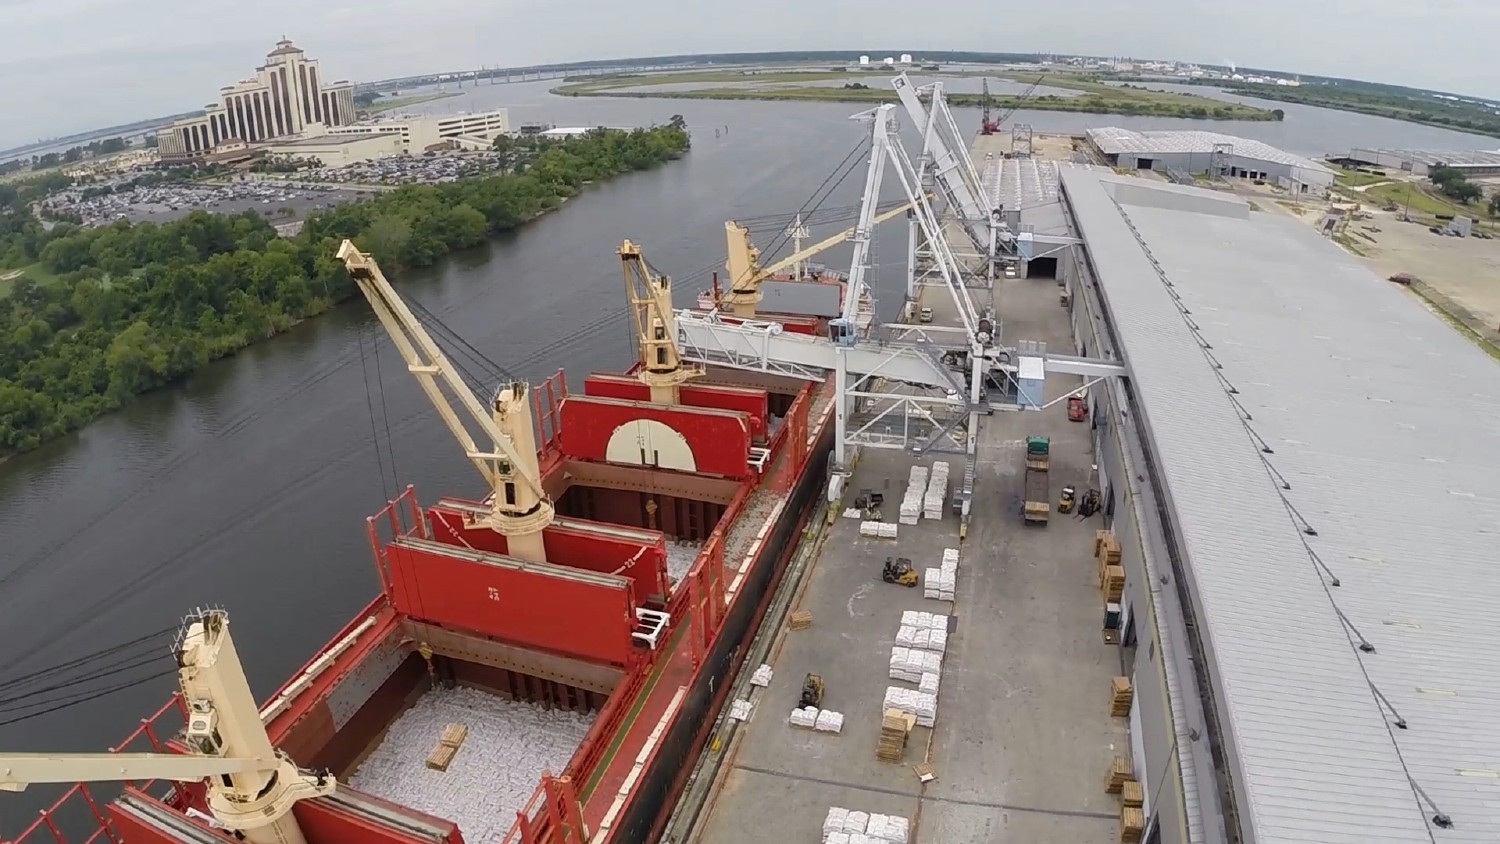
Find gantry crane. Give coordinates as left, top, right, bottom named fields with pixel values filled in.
left=337, top=240, right=554, bottom=563
left=720, top=200, right=919, bottom=318
left=1, top=610, right=334, bottom=844
left=620, top=239, right=701, bottom=404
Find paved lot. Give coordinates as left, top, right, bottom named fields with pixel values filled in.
left=694, top=236, right=1125, bottom=843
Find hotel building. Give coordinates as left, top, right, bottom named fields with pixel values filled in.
left=158, top=39, right=356, bottom=160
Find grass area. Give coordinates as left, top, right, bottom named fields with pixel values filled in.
left=358, top=91, right=461, bottom=117
left=1334, top=169, right=1391, bottom=188
left=1341, top=179, right=1495, bottom=222
left=1409, top=286, right=1500, bottom=363
left=0, top=262, right=62, bottom=297
left=553, top=69, right=1279, bottom=121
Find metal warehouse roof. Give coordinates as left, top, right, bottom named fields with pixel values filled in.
left=1360, top=148, right=1500, bottom=167
left=979, top=156, right=1074, bottom=237
left=1087, top=127, right=1333, bottom=174
left=1062, top=167, right=1500, bottom=842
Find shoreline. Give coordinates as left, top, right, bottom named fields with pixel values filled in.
left=551, top=84, right=1279, bottom=122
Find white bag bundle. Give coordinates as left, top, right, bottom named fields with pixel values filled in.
left=926, top=613, right=948, bottom=630
left=860, top=520, right=883, bottom=537
left=920, top=671, right=940, bottom=694
left=729, top=699, right=753, bottom=721
left=814, top=710, right=844, bottom=733
left=824, top=807, right=850, bottom=836
left=884, top=815, right=911, bottom=842
left=789, top=706, right=819, bottom=728
left=842, top=507, right=863, bottom=519
left=923, top=567, right=942, bottom=599
left=942, top=547, right=960, bottom=566
left=843, top=811, right=870, bottom=834
left=901, top=610, right=921, bottom=628
left=896, top=625, right=918, bottom=646
left=825, top=835, right=851, bottom=844
left=848, top=835, right=873, bottom=844
left=910, top=628, right=931, bottom=650
left=921, top=651, right=943, bottom=674
left=922, top=627, right=947, bottom=654
left=879, top=522, right=899, bottom=539
left=751, top=664, right=773, bottom=687
left=866, top=815, right=890, bottom=840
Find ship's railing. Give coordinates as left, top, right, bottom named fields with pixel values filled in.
left=365, top=485, right=430, bottom=594
left=9, top=694, right=194, bottom=844
left=534, top=369, right=568, bottom=455
left=500, top=773, right=586, bottom=844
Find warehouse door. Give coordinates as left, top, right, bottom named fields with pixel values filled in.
left=1129, top=693, right=1151, bottom=817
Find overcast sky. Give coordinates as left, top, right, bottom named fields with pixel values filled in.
left=0, top=0, right=1494, bottom=151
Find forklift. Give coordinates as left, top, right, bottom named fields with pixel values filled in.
left=882, top=556, right=918, bottom=587
left=1058, top=485, right=1078, bottom=515
left=1067, top=392, right=1087, bottom=423
left=800, top=673, right=825, bottom=708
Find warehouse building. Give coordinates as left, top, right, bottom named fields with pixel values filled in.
left=1335, top=147, right=1500, bottom=177
left=261, top=132, right=403, bottom=168
left=1086, top=127, right=1335, bottom=196
left=1052, top=166, right=1499, bottom=844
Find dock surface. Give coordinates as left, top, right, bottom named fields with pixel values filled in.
left=687, top=167, right=1125, bottom=843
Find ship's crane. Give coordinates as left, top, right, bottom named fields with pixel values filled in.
left=337, top=240, right=554, bottom=563
left=1, top=610, right=334, bottom=844
left=721, top=200, right=918, bottom=318
left=980, top=79, right=998, bottom=136
left=621, top=239, right=701, bottom=404
left=992, top=75, right=1045, bottom=129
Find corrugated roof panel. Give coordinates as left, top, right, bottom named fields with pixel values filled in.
left=1086, top=127, right=1333, bottom=174
left=1061, top=168, right=1452, bottom=842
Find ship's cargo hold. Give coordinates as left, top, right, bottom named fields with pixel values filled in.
left=923, top=461, right=950, bottom=519
left=752, top=664, right=775, bottom=687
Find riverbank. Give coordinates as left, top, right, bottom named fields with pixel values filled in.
left=1115, top=76, right=1500, bottom=139
left=358, top=91, right=463, bottom=117
left=553, top=70, right=1280, bottom=121
left=0, top=125, right=691, bottom=455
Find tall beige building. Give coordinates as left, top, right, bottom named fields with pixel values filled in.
left=158, top=39, right=356, bottom=160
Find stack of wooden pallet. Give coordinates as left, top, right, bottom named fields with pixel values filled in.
left=1096, top=531, right=1124, bottom=604
left=1104, top=756, right=1146, bottom=843
left=789, top=609, right=813, bottom=630
left=876, top=708, right=915, bottom=762
left=1109, top=677, right=1133, bottom=718
left=425, top=722, right=469, bottom=772
left=1103, top=756, right=1132, bottom=795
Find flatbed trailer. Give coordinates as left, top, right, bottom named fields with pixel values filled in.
left=1023, top=435, right=1051, bottom=524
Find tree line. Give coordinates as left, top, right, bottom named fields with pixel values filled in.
left=0, top=124, right=691, bottom=453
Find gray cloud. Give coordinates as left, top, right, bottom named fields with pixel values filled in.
left=1, top=0, right=1495, bottom=150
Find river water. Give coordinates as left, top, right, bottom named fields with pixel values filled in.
left=0, top=77, right=1490, bottom=829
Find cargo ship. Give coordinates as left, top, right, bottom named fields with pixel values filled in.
left=3, top=234, right=840, bottom=844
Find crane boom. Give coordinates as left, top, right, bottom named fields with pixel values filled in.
left=721, top=199, right=921, bottom=317
left=337, top=240, right=554, bottom=561
left=1, top=753, right=270, bottom=792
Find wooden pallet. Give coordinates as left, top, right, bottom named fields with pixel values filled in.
left=788, top=609, right=813, bottom=630
left=1101, top=565, right=1125, bottom=603
left=1122, top=779, right=1144, bottom=809
left=1104, top=756, right=1132, bottom=794
left=1110, top=676, right=1133, bottom=718
left=1121, top=806, right=1145, bottom=843
left=425, top=744, right=457, bottom=772
left=877, top=709, right=915, bottom=762
left=439, top=723, right=469, bottom=748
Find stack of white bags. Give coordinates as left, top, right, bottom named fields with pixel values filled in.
left=882, top=686, right=938, bottom=727
left=894, top=624, right=948, bottom=654
left=751, top=664, right=773, bottom=687
left=923, top=461, right=950, bottom=520
left=823, top=808, right=911, bottom=844
left=923, top=548, right=960, bottom=602
left=729, top=699, right=753, bottom=721
left=887, top=646, right=941, bottom=683
left=859, top=520, right=899, bottom=539
left=899, top=465, right=927, bottom=525
left=788, top=706, right=845, bottom=733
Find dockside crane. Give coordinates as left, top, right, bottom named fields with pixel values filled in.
left=721, top=200, right=919, bottom=318
left=0, top=610, right=334, bottom=844
left=980, top=79, right=998, bottom=135
left=337, top=240, right=554, bottom=563
left=621, top=239, right=702, bottom=404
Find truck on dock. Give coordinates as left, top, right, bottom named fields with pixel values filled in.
left=1023, top=435, right=1050, bottom=525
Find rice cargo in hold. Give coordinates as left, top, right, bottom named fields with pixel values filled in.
left=7, top=236, right=845, bottom=844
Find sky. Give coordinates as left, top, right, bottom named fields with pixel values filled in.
left=0, top=0, right=1495, bottom=151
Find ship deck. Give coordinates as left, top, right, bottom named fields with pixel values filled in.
left=577, top=378, right=838, bottom=838
left=347, top=685, right=595, bottom=844
left=685, top=249, right=1126, bottom=842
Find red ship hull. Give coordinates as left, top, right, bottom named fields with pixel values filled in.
left=11, top=363, right=835, bottom=844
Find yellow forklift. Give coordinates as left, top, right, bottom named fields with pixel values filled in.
left=800, top=673, right=825, bottom=708
left=1058, top=485, right=1077, bottom=515
left=882, top=556, right=918, bottom=587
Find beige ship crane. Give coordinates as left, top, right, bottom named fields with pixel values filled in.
left=337, top=240, right=554, bottom=563
left=721, top=200, right=919, bottom=317
left=0, top=610, right=334, bottom=844
left=620, top=239, right=702, bottom=405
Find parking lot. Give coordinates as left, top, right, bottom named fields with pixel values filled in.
left=38, top=181, right=367, bottom=227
